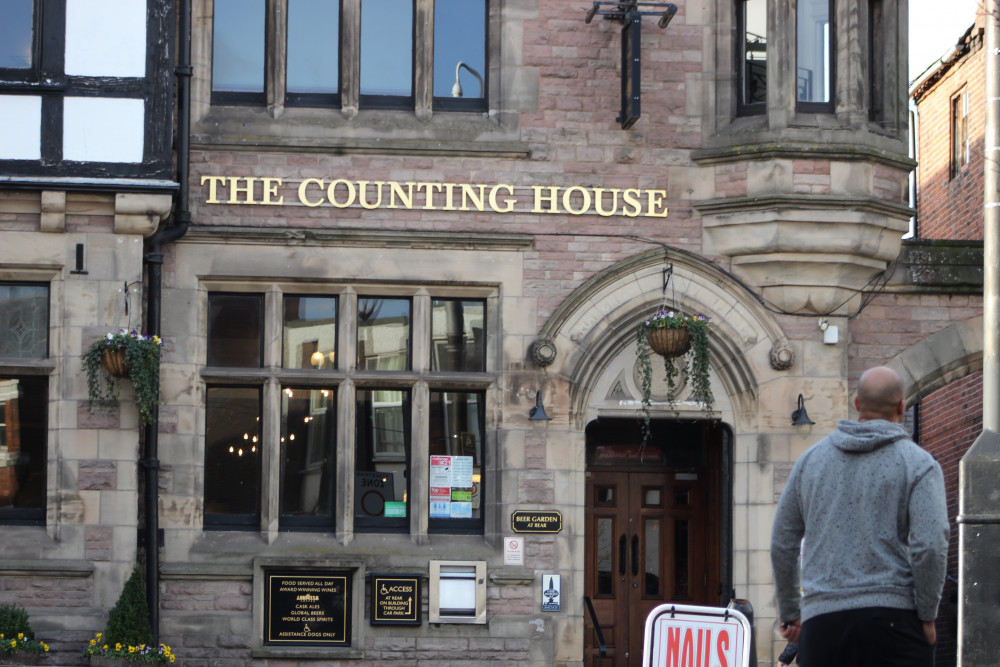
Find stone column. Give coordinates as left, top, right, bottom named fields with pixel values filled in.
left=957, top=429, right=1000, bottom=665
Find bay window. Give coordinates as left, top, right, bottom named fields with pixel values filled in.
left=202, top=286, right=490, bottom=535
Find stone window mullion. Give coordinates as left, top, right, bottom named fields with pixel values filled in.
left=340, top=0, right=360, bottom=116
left=266, top=0, right=287, bottom=114
left=414, top=0, right=433, bottom=119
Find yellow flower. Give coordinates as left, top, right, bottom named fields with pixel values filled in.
left=116, top=643, right=122, bottom=651
left=103, top=645, right=108, bottom=650
left=43, top=643, right=49, bottom=652
left=91, top=639, right=97, bottom=646
left=96, top=633, right=102, bottom=639
left=11, top=641, right=16, bottom=648
left=17, top=633, right=23, bottom=640
left=129, top=646, right=136, bottom=653
left=169, top=656, right=175, bottom=663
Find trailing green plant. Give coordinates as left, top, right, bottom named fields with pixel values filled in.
left=0, top=603, right=49, bottom=656
left=82, top=329, right=161, bottom=426
left=81, top=568, right=174, bottom=663
left=635, top=310, right=714, bottom=443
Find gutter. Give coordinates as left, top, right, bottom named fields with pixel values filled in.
left=141, top=0, right=192, bottom=643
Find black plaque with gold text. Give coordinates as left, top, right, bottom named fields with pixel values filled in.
left=264, top=571, right=352, bottom=646
left=511, top=510, right=562, bottom=533
left=370, top=574, right=421, bottom=626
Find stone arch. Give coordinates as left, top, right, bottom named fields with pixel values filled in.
left=535, top=248, right=793, bottom=429
left=882, top=316, right=983, bottom=406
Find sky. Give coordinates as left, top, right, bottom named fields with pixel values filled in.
left=909, top=0, right=981, bottom=82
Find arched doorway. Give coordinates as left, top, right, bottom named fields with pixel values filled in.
left=583, top=417, right=730, bottom=666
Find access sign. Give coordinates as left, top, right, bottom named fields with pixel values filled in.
left=643, top=603, right=751, bottom=667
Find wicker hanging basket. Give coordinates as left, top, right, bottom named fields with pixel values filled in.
left=100, top=349, right=130, bottom=378
left=646, top=326, right=691, bottom=358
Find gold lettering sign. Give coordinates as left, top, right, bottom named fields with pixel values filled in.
left=200, top=176, right=668, bottom=218
left=511, top=510, right=562, bottom=533
left=371, top=575, right=421, bottom=626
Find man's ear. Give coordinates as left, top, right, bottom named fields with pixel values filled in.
left=897, top=399, right=905, bottom=417
left=854, top=395, right=860, bottom=411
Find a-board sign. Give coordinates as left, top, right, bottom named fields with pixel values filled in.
left=643, top=603, right=751, bottom=667
left=264, top=570, right=352, bottom=647
left=370, top=574, right=421, bottom=626
left=511, top=510, right=562, bottom=533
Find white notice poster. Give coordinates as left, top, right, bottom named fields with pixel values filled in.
left=429, top=455, right=452, bottom=487
left=452, top=456, right=474, bottom=487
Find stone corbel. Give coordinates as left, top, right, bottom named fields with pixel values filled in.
left=769, top=337, right=795, bottom=371
left=114, top=193, right=174, bottom=237
left=40, top=191, right=67, bottom=232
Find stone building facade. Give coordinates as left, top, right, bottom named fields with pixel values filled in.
left=1, top=0, right=986, bottom=666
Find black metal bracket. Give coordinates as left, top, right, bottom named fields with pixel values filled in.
left=584, top=2, right=678, bottom=129
left=584, top=1, right=677, bottom=26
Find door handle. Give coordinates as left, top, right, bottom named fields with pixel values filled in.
left=619, top=534, right=627, bottom=575
left=631, top=534, right=639, bottom=577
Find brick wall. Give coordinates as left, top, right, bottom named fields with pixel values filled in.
left=918, top=371, right=982, bottom=667
left=914, top=32, right=986, bottom=240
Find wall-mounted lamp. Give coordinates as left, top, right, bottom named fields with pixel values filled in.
left=452, top=61, right=484, bottom=98
left=529, top=391, right=552, bottom=433
left=791, top=393, right=815, bottom=436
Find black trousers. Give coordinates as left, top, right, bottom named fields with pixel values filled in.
left=797, top=607, right=934, bottom=667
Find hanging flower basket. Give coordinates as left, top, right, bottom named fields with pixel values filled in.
left=100, top=349, right=131, bottom=378
left=645, top=326, right=691, bottom=358
left=82, top=329, right=162, bottom=427
left=635, top=310, right=714, bottom=443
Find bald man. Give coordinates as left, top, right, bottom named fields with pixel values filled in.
left=770, top=367, right=949, bottom=667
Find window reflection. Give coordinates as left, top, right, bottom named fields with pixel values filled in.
left=357, top=297, right=410, bottom=370
left=355, top=388, right=410, bottom=530
left=280, top=387, right=335, bottom=526
left=645, top=519, right=660, bottom=596
left=212, top=0, right=265, bottom=93
left=288, top=0, right=339, bottom=96
left=283, top=295, right=337, bottom=369
left=674, top=519, right=690, bottom=597
left=433, top=0, right=486, bottom=101
left=0, top=0, right=33, bottom=69
left=0, top=376, right=47, bottom=517
left=208, top=293, right=263, bottom=367
left=429, top=391, right=484, bottom=526
left=797, top=0, right=831, bottom=104
left=430, top=298, right=484, bottom=372
left=741, top=0, right=766, bottom=107
left=360, top=0, right=412, bottom=99
left=597, top=517, right=613, bottom=595
left=204, top=386, right=262, bottom=525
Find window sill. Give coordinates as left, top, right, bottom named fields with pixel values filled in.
left=192, top=106, right=529, bottom=159
left=0, top=359, right=56, bottom=375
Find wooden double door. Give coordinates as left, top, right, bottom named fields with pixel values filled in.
left=583, top=423, right=722, bottom=666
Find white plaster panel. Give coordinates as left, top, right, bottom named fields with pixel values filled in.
left=63, top=97, right=145, bottom=163
left=65, top=0, right=147, bottom=77
left=0, top=95, right=41, bottom=159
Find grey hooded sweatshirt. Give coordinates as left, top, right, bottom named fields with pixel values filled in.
left=771, top=419, right=949, bottom=623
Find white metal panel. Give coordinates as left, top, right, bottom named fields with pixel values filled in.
left=63, top=97, right=145, bottom=163
left=0, top=95, right=41, bottom=160
left=64, top=0, right=147, bottom=77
